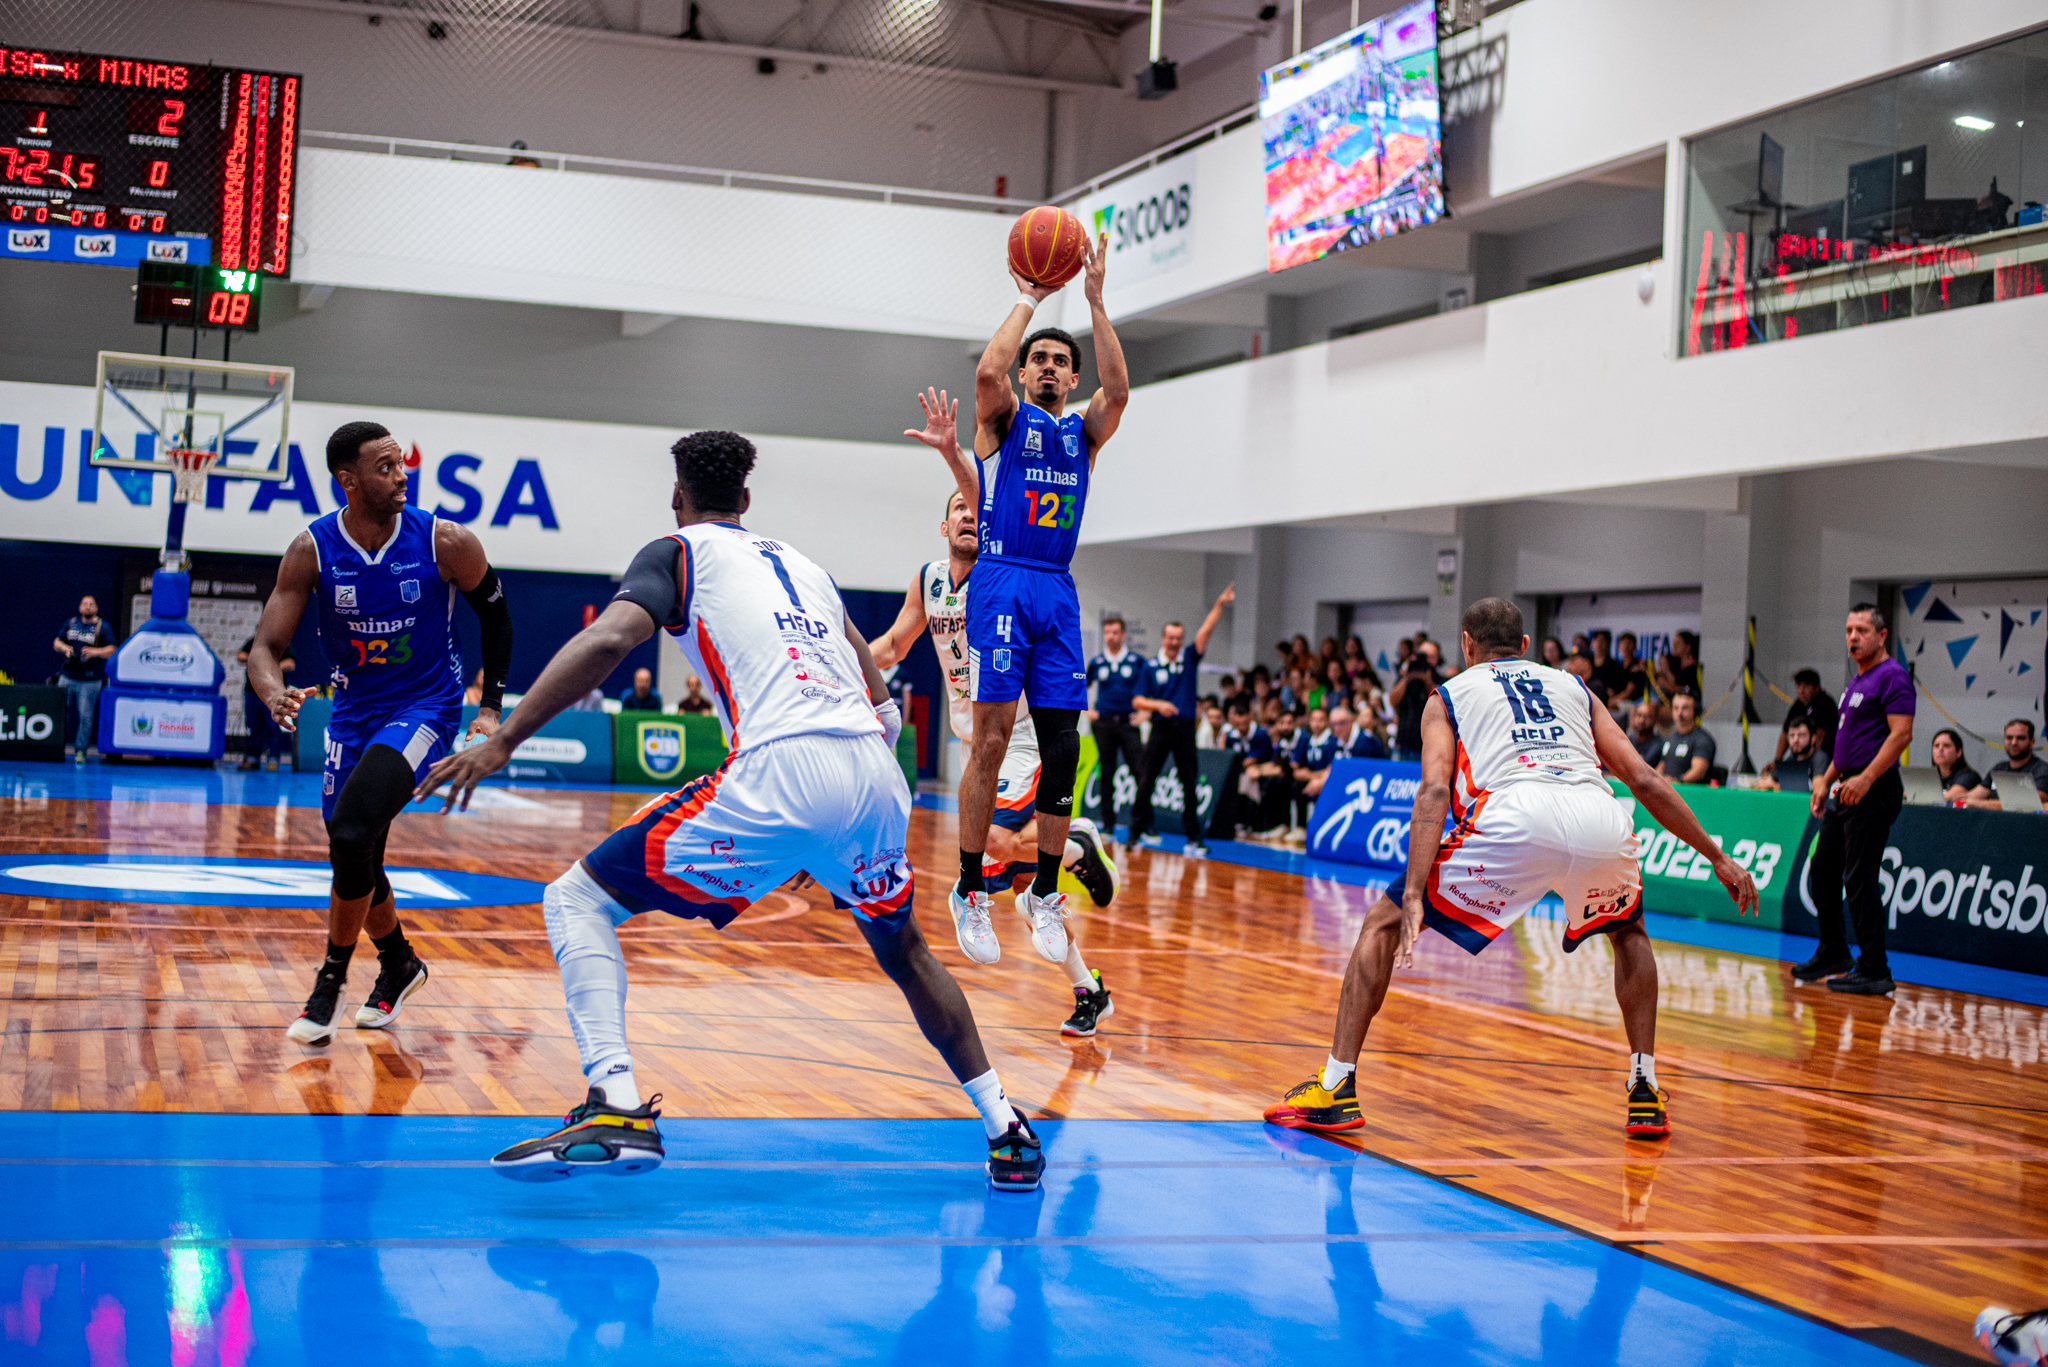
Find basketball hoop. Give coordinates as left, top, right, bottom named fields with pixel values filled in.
left=167, top=448, right=223, bottom=505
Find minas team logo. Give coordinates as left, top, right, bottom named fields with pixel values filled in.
left=637, top=719, right=685, bottom=780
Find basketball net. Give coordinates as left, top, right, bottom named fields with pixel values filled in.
left=168, top=448, right=223, bottom=505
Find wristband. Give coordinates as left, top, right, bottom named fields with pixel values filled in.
left=1015, top=293, right=1039, bottom=314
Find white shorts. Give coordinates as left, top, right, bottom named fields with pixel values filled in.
left=989, top=724, right=1043, bottom=834
left=584, top=732, right=914, bottom=930
left=1424, top=782, right=1642, bottom=955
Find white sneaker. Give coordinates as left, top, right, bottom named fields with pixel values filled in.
left=1016, top=888, right=1071, bottom=963
left=947, top=888, right=1001, bottom=964
left=1978, top=1307, right=2048, bottom=1367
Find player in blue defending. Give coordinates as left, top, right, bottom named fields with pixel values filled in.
left=246, top=421, right=514, bottom=1047
left=923, top=230, right=1129, bottom=959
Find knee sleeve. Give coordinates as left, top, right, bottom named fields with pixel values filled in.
left=327, top=744, right=417, bottom=901
left=544, top=862, right=635, bottom=1080
left=1030, top=707, right=1081, bottom=816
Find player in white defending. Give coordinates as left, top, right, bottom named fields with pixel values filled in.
left=417, top=431, right=1045, bottom=1191
left=871, top=390, right=1119, bottom=1037
left=1265, top=598, right=1758, bottom=1140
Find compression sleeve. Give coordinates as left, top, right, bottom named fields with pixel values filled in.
left=460, top=567, right=514, bottom=713
left=612, top=536, right=686, bottom=632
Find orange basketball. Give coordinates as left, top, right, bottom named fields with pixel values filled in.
left=1007, top=205, right=1088, bottom=288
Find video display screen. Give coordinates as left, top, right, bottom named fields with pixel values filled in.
left=1259, top=0, right=1443, bottom=273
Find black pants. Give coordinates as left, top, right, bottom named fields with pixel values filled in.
left=1808, top=766, right=1904, bottom=976
left=1131, top=715, right=1204, bottom=842
left=1092, top=712, right=1143, bottom=827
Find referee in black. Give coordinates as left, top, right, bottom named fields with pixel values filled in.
left=1129, top=585, right=1234, bottom=857
left=1086, top=615, right=1145, bottom=831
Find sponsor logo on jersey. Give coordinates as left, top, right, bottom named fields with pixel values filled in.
left=637, top=719, right=686, bottom=780
left=1024, top=428, right=1043, bottom=452
left=1063, top=433, right=1079, bottom=456
left=335, top=584, right=357, bottom=609
left=800, top=686, right=842, bottom=703
left=399, top=579, right=420, bottom=603
left=1024, top=465, right=1078, bottom=486
left=345, top=615, right=417, bottom=636
left=992, top=648, right=1011, bottom=673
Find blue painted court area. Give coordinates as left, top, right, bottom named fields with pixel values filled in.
left=0, top=1115, right=1914, bottom=1366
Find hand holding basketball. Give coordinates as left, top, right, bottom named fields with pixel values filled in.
left=1007, top=204, right=1088, bottom=291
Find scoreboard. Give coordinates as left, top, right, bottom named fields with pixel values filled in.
left=0, top=43, right=300, bottom=274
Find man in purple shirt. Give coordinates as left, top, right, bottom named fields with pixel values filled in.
left=1795, top=604, right=1915, bottom=995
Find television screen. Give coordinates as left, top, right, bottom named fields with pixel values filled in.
left=1259, top=0, right=1444, bottom=273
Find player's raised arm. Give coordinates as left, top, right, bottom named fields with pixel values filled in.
left=1193, top=583, right=1235, bottom=657
left=976, top=268, right=1050, bottom=455
left=435, top=519, right=514, bottom=741
left=247, top=530, right=318, bottom=733
left=1396, top=693, right=1457, bottom=968
left=1080, top=232, right=1129, bottom=460
left=1592, top=702, right=1758, bottom=916
left=905, top=387, right=978, bottom=525
left=869, top=569, right=930, bottom=673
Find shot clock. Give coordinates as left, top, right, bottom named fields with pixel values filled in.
left=0, top=43, right=300, bottom=273
left=135, top=261, right=261, bottom=332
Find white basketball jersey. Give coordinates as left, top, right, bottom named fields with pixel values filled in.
left=1438, top=659, right=1606, bottom=802
left=921, top=560, right=1035, bottom=749
left=665, top=523, right=881, bottom=753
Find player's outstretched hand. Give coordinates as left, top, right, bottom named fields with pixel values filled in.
left=1713, top=854, right=1760, bottom=918
left=903, top=388, right=959, bottom=456
left=1396, top=886, right=1426, bottom=968
left=415, top=736, right=510, bottom=813
left=465, top=708, right=501, bottom=742
left=266, top=686, right=314, bottom=733
left=1082, top=230, right=1108, bottom=304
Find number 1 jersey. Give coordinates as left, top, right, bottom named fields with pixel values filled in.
left=309, top=504, right=464, bottom=724
left=1437, top=659, right=1607, bottom=802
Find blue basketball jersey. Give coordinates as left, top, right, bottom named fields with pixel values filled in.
left=977, top=402, right=1091, bottom=571
left=309, top=505, right=463, bottom=723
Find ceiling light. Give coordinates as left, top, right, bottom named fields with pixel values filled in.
left=1955, top=115, right=1995, bottom=131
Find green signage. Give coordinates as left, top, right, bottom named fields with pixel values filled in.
left=611, top=713, right=919, bottom=789
left=1610, top=780, right=1810, bottom=930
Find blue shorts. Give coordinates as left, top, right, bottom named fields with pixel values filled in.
left=966, top=560, right=1086, bottom=710
left=322, top=703, right=461, bottom=821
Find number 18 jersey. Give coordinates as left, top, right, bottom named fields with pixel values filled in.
left=1437, top=659, right=1606, bottom=801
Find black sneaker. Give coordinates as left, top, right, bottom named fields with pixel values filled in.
left=1826, top=969, right=1896, bottom=995
left=987, top=1111, right=1045, bottom=1192
left=1064, top=817, right=1118, bottom=908
left=286, top=965, right=346, bottom=1046
left=354, top=956, right=429, bottom=1028
left=1625, top=1076, right=1671, bottom=1137
left=1790, top=952, right=1854, bottom=982
left=491, top=1089, right=666, bottom=1182
left=1061, top=971, right=1114, bottom=1037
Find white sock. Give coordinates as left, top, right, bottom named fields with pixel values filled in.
left=543, top=862, right=637, bottom=1100
left=1321, top=1054, right=1356, bottom=1092
left=1062, top=838, right=1083, bottom=866
left=962, top=1067, right=1018, bottom=1140
left=1630, top=1052, right=1657, bottom=1089
left=595, top=1063, right=640, bottom=1111
left=1063, top=943, right=1095, bottom=992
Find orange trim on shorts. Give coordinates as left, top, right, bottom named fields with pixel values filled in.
left=641, top=758, right=747, bottom=913
left=995, top=763, right=1041, bottom=813
left=847, top=879, right=915, bottom=922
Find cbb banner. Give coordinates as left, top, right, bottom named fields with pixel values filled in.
left=1306, top=759, right=1425, bottom=869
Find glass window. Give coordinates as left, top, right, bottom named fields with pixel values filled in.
left=1681, top=28, right=2048, bottom=355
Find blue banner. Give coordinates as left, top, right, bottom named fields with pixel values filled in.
left=2, top=224, right=211, bottom=267
left=1305, top=758, right=1425, bottom=869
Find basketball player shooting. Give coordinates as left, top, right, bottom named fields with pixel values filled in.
left=415, top=431, right=1047, bottom=1191
left=246, top=421, right=515, bottom=1047
left=1264, top=598, right=1758, bottom=1140
left=931, top=227, right=1128, bottom=972
left=871, top=388, right=1120, bottom=1038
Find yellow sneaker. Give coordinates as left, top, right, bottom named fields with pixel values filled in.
left=1625, top=1077, right=1671, bottom=1137
left=1262, top=1073, right=1363, bottom=1132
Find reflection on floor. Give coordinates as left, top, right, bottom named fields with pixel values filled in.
left=1, top=761, right=2042, bottom=1364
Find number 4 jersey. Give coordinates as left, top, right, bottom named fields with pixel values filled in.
left=309, top=504, right=465, bottom=725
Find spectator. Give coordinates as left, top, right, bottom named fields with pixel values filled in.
left=1218, top=673, right=1241, bottom=708
left=1674, top=630, right=1704, bottom=696
left=1388, top=639, right=1444, bottom=762
left=1615, top=632, right=1651, bottom=702
left=1588, top=630, right=1630, bottom=701
left=1651, top=692, right=1716, bottom=783
left=1342, top=635, right=1381, bottom=690
left=674, top=673, right=714, bottom=714
left=1628, top=699, right=1663, bottom=766
left=1800, top=604, right=1915, bottom=995
left=1928, top=727, right=1980, bottom=803
left=1196, top=703, right=1226, bottom=749
left=1289, top=633, right=1313, bottom=671
left=1223, top=699, right=1289, bottom=838
left=1286, top=706, right=1342, bottom=835
left=1653, top=654, right=1685, bottom=719
left=1316, top=658, right=1348, bottom=711
left=1258, top=694, right=1283, bottom=728
left=1279, top=667, right=1306, bottom=712
left=570, top=687, right=607, bottom=712
left=1967, top=718, right=2048, bottom=810
left=1394, top=637, right=1415, bottom=672
left=1130, top=585, right=1233, bottom=855
left=619, top=667, right=663, bottom=712
left=1332, top=703, right=1389, bottom=760
left=464, top=669, right=485, bottom=706
left=1757, top=718, right=1828, bottom=795
left=1569, top=632, right=1589, bottom=657
left=1563, top=652, right=1601, bottom=701
left=53, top=594, right=115, bottom=759
left=236, top=635, right=295, bottom=771
left=1317, top=636, right=1342, bottom=675
left=1540, top=637, right=1566, bottom=669
left=1766, top=668, right=1839, bottom=778
left=1249, top=673, right=1274, bottom=715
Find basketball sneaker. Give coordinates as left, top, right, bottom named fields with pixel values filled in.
left=1625, top=1077, right=1671, bottom=1137
left=1064, top=817, right=1119, bottom=907
left=285, top=964, right=347, bottom=1046
left=948, top=887, right=1001, bottom=964
left=1016, top=888, right=1070, bottom=963
left=355, top=956, right=429, bottom=1029
left=1790, top=951, right=1854, bottom=982
left=1977, top=1307, right=2048, bottom=1366
left=491, top=1089, right=666, bottom=1182
left=987, top=1111, right=1045, bottom=1193
left=1262, top=1074, right=1363, bottom=1132
left=1061, top=971, right=1113, bottom=1037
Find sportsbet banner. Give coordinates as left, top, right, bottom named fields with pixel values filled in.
left=1611, top=779, right=1806, bottom=931
left=1782, top=806, right=2048, bottom=976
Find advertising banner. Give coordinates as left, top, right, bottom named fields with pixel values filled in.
left=104, top=692, right=220, bottom=756
left=1307, top=759, right=1423, bottom=869
left=458, top=706, right=612, bottom=784
left=0, top=685, right=66, bottom=761
left=1080, top=746, right=1236, bottom=840
left=1612, top=780, right=1805, bottom=931
left=613, top=712, right=723, bottom=787
left=1781, top=806, right=2048, bottom=976
left=1073, top=157, right=1198, bottom=289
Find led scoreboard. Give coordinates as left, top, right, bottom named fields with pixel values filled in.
left=0, top=43, right=300, bottom=273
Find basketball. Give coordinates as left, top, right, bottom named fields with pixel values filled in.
left=1007, top=205, right=1089, bottom=288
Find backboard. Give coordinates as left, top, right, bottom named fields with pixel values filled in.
left=91, top=351, right=292, bottom=481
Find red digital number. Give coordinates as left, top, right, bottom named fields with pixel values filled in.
left=91, top=209, right=105, bottom=227
left=229, top=294, right=250, bottom=324
left=21, top=147, right=47, bottom=185
left=0, top=147, right=15, bottom=179
left=68, top=208, right=81, bottom=225
left=7, top=204, right=20, bottom=221
left=157, top=99, right=184, bottom=136
left=149, top=213, right=165, bottom=232
left=125, top=211, right=143, bottom=230
left=76, top=159, right=95, bottom=189
left=207, top=292, right=231, bottom=323
left=147, top=159, right=168, bottom=187
left=32, top=204, right=45, bottom=223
